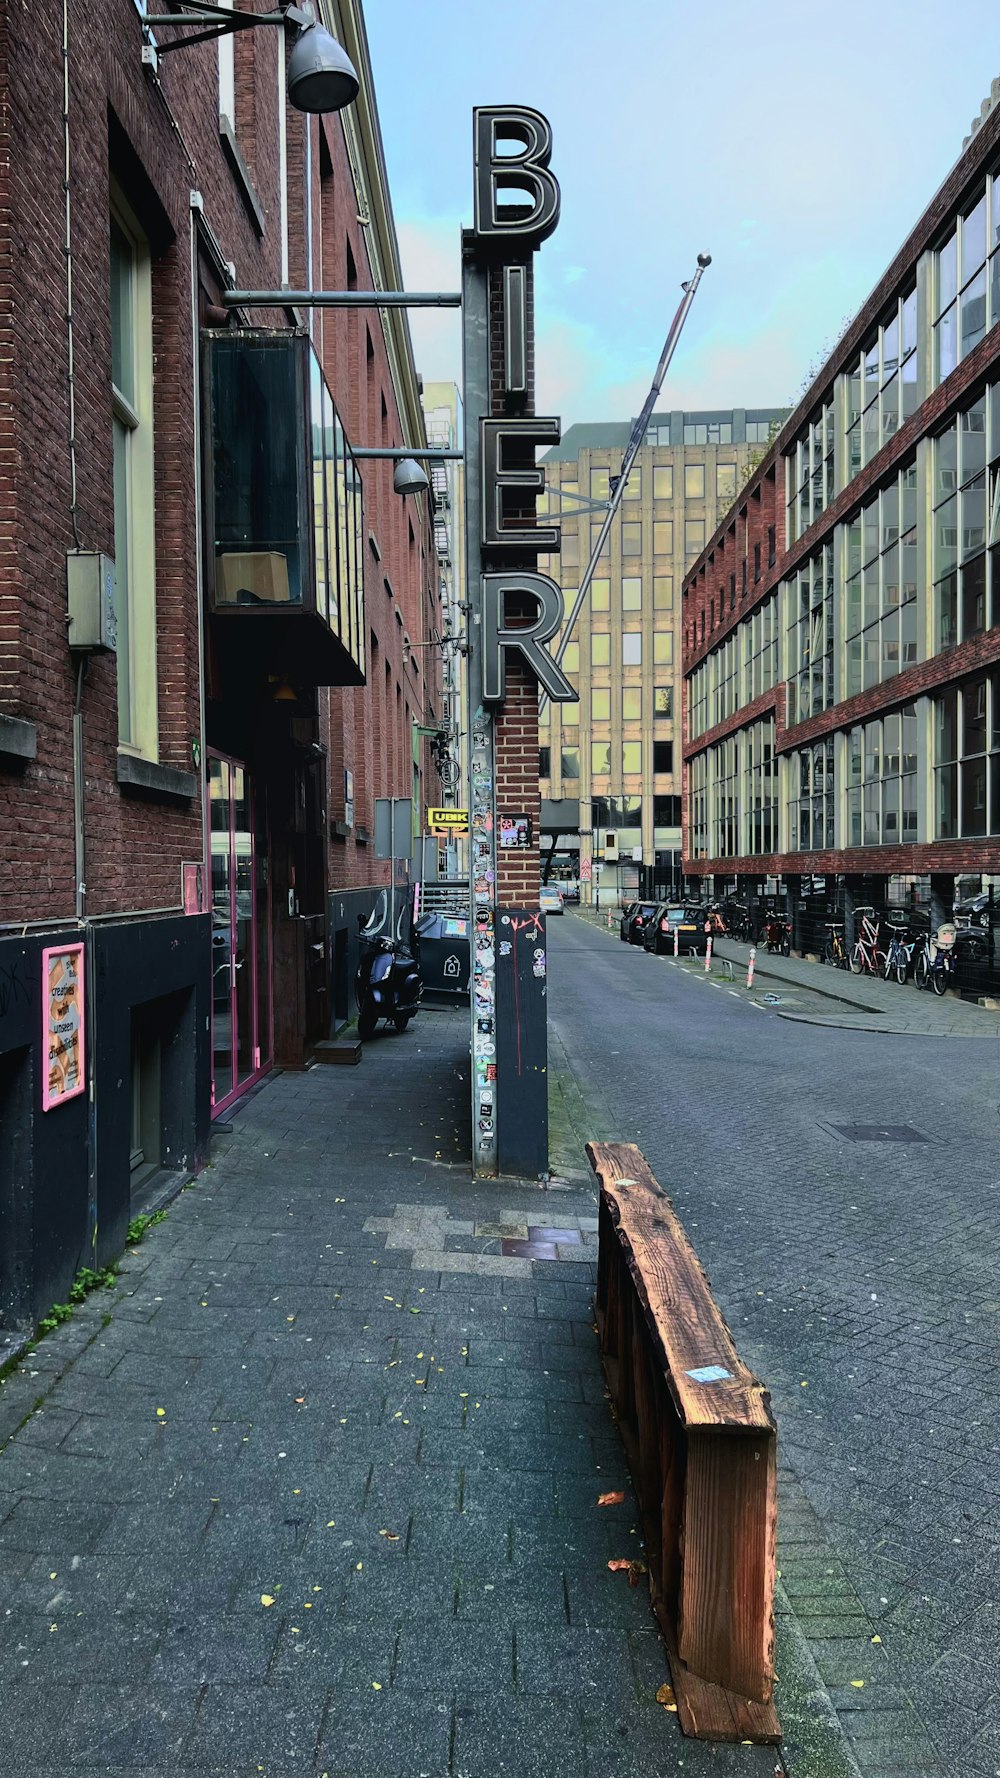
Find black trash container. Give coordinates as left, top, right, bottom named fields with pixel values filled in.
left=413, top=912, right=471, bottom=1001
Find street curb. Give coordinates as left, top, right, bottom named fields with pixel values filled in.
left=775, top=1585, right=865, bottom=1778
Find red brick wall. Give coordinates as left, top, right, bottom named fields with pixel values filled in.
left=0, top=0, right=438, bottom=924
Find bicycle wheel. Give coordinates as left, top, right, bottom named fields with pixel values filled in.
left=913, top=953, right=928, bottom=990
left=883, top=949, right=895, bottom=981
left=895, top=957, right=908, bottom=987
left=931, top=964, right=947, bottom=996
left=781, top=935, right=791, bottom=957
left=821, top=938, right=834, bottom=966
left=874, top=950, right=887, bottom=978
left=849, top=944, right=865, bottom=974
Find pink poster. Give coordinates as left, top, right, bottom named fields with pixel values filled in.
left=41, top=942, right=85, bottom=1111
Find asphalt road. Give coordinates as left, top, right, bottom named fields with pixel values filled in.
left=548, top=912, right=1000, bottom=1778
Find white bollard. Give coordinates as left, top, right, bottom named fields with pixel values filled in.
left=673, top=925, right=679, bottom=958
left=747, top=945, right=756, bottom=990
left=607, top=909, right=612, bottom=930
left=704, top=923, right=713, bottom=973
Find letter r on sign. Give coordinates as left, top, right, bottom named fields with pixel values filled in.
left=482, top=572, right=577, bottom=705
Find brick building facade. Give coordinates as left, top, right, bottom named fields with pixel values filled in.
left=0, top=0, right=440, bottom=1332
left=681, top=89, right=1000, bottom=979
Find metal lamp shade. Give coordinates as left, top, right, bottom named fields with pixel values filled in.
left=392, top=458, right=430, bottom=497
left=286, top=23, right=360, bottom=115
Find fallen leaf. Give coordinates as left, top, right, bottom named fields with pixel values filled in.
left=656, top=1682, right=677, bottom=1711
left=372, top=1681, right=382, bottom=1690
left=327, top=1520, right=336, bottom=1528
left=378, top=1530, right=400, bottom=1542
left=335, top=1197, right=346, bottom=1203
left=260, top=1594, right=276, bottom=1608
left=871, top=1634, right=882, bottom=1644
left=355, top=1562, right=363, bottom=1571
left=850, top=1679, right=864, bottom=1689
left=597, top=1491, right=625, bottom=1507
left=155, top=1408, right=165, bottom=1418
left=295, top=1397, right=306, bottom=1404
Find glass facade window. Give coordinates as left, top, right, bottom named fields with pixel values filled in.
left=591, top=795, right=642, bottom=830
left=539, top=747, right=550, bottom=778
left=591, top=687, right=611, bottom=721
left=934, top=390, right=1000, bottom=648
left=786, top=545, right=834, bottom=724
left=685, top=518, right=705, bottom=559
left=788, top=738, right=835, bottom=851
left=653, top=466, right=673, bottom=500
left=654, top=794, right=682, bottom=825
left=653, top=740, right=673, bottom=773
left=561, top=746, right=580, bottom=779
left=591, top=632, right=610, bottom=666
left=846, top=707, right=918, bottom=846
left=711, top=632, right=739, bottom=726
left=591, top=740, right=611, bottom=777
left=621, top=576, right=642, bottom=611
left=934, top=178, right=999, bottom=383
left=590, top=467, right=610, bottom=500
left=591, top=577, right=610, bottom=611
left=717, top=463, right=737, bottom=501
left=689, top=752, right=707, bottom=856
left=789, top=397, right=836, bottom=540
left=622, top=521, right=642, bottom=555
left=622, top=633, right=642, bottom=665
left=622, top=687, right=642, bottom=720
left=562, top=640, right=580, bottom=674
left=844, top=464, right=918, bottom=698
left=846, top=289, right=917, bottom=477
left=711, top=736, right=739, bottom=856
left=684, top=464, right=705, bottom=499
left=689, top=661, right=709, bottom=738
left=745, top=419, right=776, bottom=443
left=745, top=719, right=777, bottom=854
left=741, top=594, right=778, bottom=703
left=653, top=631, right=674, bottom=666
left=623, top=741, right=642, bottom=774
left=653, top=575, right=673, bottom=609
left=623, top=468, right=641, bottom=500
left=653, top=520, right=673, bottom=556
left=935, top=670, right=1000, bottom=837
left=654, top=685, right=673, bottom=720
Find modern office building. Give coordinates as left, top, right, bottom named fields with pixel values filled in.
left=537, top=411, right=785, bottom=895
left=681, top=85, right=1000, bottom=980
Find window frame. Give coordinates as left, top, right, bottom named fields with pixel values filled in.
left=110, top=189, right=157, bottom=758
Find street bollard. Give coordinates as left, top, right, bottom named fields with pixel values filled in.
left=607, top=909, right=613, bottom=930
left=673, top=926, right=679, bottom=958
left=747, top=945, right=756, bottom=989
left=704, top=932, right=713, bottom=972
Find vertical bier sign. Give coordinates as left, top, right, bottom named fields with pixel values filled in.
left=463, top=107, right=576, bottom=1177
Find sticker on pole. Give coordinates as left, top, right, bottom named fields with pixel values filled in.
left=685, top=1364, right=733, bottom=1384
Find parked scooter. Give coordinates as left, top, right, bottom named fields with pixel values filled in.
left=355, top=915, right=421, bottom=1039
left=763, top=914, right=791, bottom=956
left=913, top=922, right=957, bottom=996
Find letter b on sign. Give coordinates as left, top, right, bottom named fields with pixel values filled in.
left=473, top=107, right=560, bottom=248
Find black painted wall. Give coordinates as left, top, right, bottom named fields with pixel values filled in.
left=494, top=908, right=548, bottom=1178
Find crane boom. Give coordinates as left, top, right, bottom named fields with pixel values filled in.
left=539, top=251, right=712, bottom=717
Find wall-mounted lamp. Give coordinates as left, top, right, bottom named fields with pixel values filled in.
left=392, top=458, right=430, bottom=498
left=143, top=2, right=359, bottom=116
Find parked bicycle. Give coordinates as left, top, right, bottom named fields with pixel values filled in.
left=849, top=909, right=886, bottom=977
left=764, top=915, right=791, bottom=956
left=821, top=922, right=849, bottom=969
left=882, top=924, right=916, bottom=986
left=913, top=922, right=957, bottom=995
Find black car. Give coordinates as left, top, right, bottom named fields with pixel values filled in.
left=619, top=900, right=658, bottom=944
left=642, top=904, right=710, bottom=956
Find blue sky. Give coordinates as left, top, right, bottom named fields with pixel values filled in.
left=364, top=0, right=999, bottom=425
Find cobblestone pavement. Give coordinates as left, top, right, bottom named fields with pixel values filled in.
left=0, top=1007, right=789, bottom=1778
left=551, top=914, right=1000, bottom=1778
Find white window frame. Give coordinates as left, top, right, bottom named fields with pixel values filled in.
left=111, top=187, right=158, bottom=759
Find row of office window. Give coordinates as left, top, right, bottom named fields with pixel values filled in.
left=539, top=740, right=675, bottom=780
left=559, top=517, right=706, bottom=567
left=782, top=155, right=1000, bottom=551
left=590, top=795, right=682, bottom=829
left=559, top=633, right=675, bottom=672
left=539, top=685, right=673, bottom=733
left=585, top=463, right=736, bottom=503
left=688, top=595, right=778, bottom=738
left=688, top=671, right=1000, bottom=856
left=693, top=386, right=1000, bottom=740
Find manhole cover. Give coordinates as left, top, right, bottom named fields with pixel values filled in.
left=831, top=1123, right=928, bottom=1143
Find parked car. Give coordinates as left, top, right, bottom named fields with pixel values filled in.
left=619, top=900, right=659, bottom=944
left=561, top=880, right=581, bottom=904
left=954, top=890, right=993, bottom=927
left=540, top=885, right=564, bottom=915
left=642, top=905, right=710, bottom=956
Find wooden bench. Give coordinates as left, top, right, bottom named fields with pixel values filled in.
left=588, top=1140, right=780, bottom=1744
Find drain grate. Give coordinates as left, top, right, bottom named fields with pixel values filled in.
left=831, top=1123, right=928, bottom=1143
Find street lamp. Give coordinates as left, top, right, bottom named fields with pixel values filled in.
left=392, top=458, right=430, bottom=498
left=142, top=3, right=360, bottom=116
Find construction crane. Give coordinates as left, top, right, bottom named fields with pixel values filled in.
left=539, top=251, right=712, bottom=718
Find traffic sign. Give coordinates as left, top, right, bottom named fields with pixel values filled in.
left=427, top=807, right=469, bottom=834
left=580, top=857, right=592, bottom=881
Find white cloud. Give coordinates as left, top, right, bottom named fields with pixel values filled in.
left=395, top=217, right=463, bottom=389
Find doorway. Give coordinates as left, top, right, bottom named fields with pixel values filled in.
left=209, top=752, right=272, bottom=1115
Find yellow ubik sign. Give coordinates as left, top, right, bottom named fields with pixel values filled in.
left=427, top=807, right=469, bottom=834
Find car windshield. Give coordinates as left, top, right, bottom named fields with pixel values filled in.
left=634, top=904, right=656, bottom=916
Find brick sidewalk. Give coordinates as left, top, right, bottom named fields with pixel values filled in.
left=0, top=1008, right=792, bottom=1778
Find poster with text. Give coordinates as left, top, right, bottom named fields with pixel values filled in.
left=41, top=942, right=85, bottom=1111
